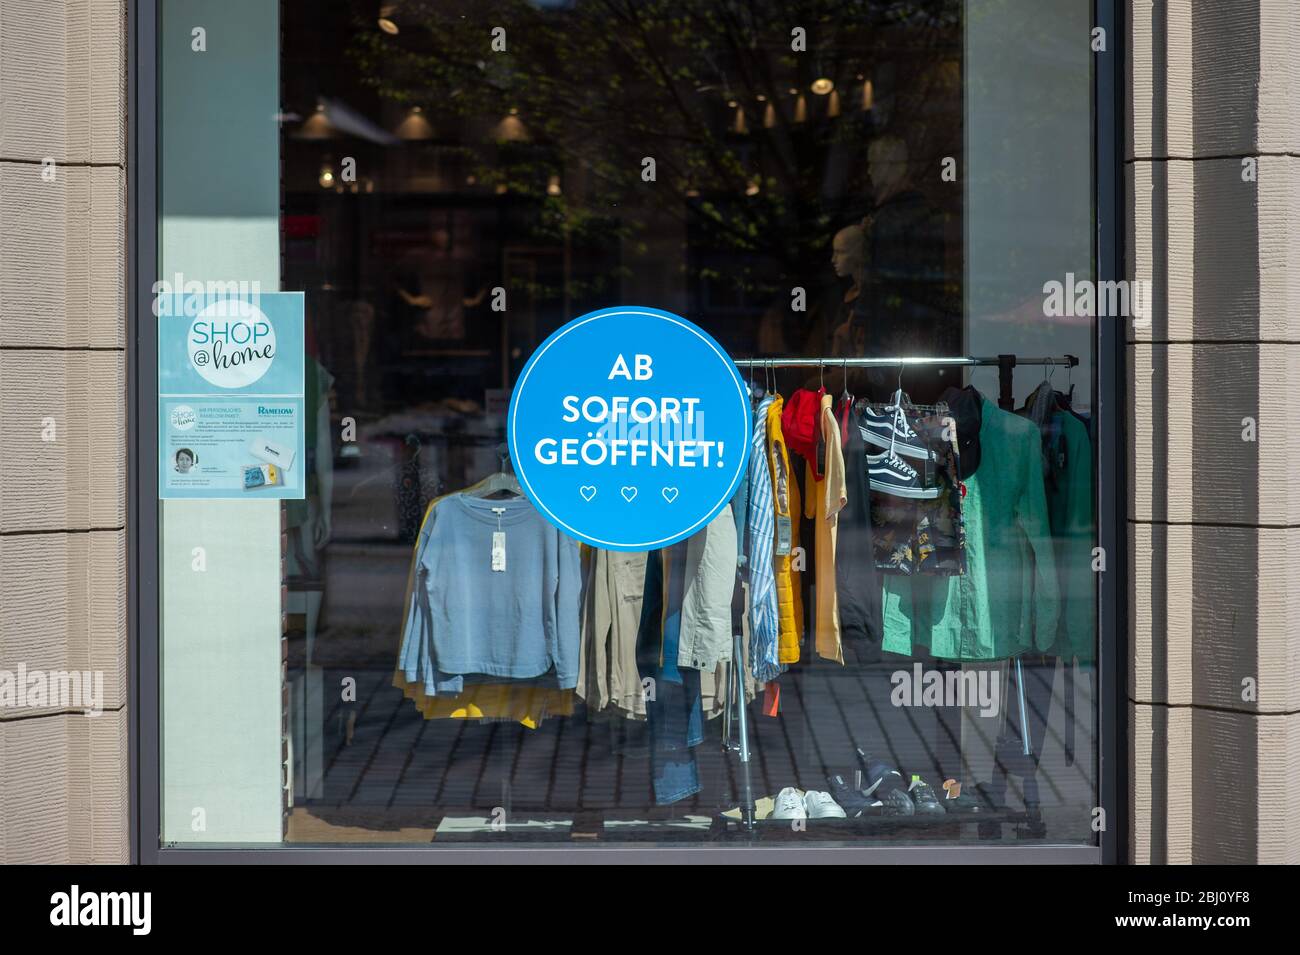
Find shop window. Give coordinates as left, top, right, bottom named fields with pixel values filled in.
left=156, top=0, right=1100, bottom=850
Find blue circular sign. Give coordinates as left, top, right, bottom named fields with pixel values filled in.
left=508, top=306, right=751, bottom=551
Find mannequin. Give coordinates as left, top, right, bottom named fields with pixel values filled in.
left=829, top=221, right=868, bottom=357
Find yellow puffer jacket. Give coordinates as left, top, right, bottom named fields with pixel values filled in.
left=766, top=396, right=804, bottom=664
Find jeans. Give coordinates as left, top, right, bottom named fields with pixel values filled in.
left=640, top=544, right=704, bottom=805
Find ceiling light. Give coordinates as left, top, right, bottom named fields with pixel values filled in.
left=493, top=113, right=530, bottom=142
left=395, top=105, right=434, bottom=140
left=378, top=4, right=399, bottom=33
left=299, top=102, right=335, bottom=139
left=811, top=77, right=834, bottom=95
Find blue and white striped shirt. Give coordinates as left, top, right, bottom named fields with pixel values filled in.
left=747, top=397, right=781, bottom=682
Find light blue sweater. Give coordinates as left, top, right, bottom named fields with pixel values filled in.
left=398, top=494, right=581, bottom=693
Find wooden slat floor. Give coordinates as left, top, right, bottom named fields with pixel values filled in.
left=290, top=650, right=1097, bottom=843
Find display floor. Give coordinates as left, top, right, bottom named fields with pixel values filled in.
left=283, top=655, right=1096, bottom=846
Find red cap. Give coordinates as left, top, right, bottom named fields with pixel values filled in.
left=781, top=387, right=825, bottom=478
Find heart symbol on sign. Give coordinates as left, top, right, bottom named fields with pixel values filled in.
left=661, top=487, right=679, bottom=503
left=620, top=486, right=638, bottom=502
left=579, top=485, right=597, bottom=502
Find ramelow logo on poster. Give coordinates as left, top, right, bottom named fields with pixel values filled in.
left=49, top=885, right=151, bottom=935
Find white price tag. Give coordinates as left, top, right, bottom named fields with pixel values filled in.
left=492, top=531, right=507, bottom=572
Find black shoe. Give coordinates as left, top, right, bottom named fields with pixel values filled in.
left=860, top=402, right=934, bottom=460
left=856, top=750, right=915, bottom=815
left=872, top=787, right=915, bottom=815
left=826, top=773, right=912, bottom=817
left=866, top=451, right=940, bottom=499
left=1015, top=808, right=1047, bottom=840
left=825, top=773, right=874, bottom=818
left=940, top=778, right=989, bottom=814
left=907, top=775, right=946, bottom=816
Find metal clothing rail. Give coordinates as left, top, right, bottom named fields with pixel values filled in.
left=732, top=354, right=1079, bottom=411
left=730, top=355, right=1079, bottom=368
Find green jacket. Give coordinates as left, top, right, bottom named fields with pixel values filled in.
left=1046, top=410, right=1095, bottom=663
left=882, top=397, right=1060, bottom=661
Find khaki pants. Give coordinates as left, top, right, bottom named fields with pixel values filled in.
left=577, top=549, right=648, bottom=719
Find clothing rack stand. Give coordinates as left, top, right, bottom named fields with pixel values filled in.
left=731, top=355, right=1080, bottom=412
left=720, top=353, right=1077, bottom=832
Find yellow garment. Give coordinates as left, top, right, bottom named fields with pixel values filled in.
left=392, top=485, right=574, bottom=729
left=396, top=679, right=574, bottom=729
left=804, top=394, right=848, bottom=663
left=765, top=397, right=803, bottom=664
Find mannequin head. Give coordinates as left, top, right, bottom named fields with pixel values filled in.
left=867, top=134, right=910, bottom=203
left=830, top=223, right=866, bottom=279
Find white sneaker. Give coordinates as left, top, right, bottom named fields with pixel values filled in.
left=803, top=790, right=847, bottom=819
left=771, top=786, right=807, bottom=820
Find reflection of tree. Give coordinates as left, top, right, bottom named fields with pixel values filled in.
left=352, top=0, right=960, bottom=298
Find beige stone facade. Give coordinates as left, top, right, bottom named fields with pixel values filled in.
left=0, top=0, right=129, bottom=863
left=1128, top=0, right=1300, bottom=863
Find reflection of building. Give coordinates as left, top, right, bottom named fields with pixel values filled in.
left=2, top=0, right=1298, bottom=870
left=281, top=1, right=966, bottom=404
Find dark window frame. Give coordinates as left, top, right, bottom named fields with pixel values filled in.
left=128, top=0, right=1126, bottom=864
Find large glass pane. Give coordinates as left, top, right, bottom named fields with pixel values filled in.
left=159, top=0, right=1099, bottom=849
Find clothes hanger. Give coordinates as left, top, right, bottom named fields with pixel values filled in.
left=892, top=362, right=907, bottom=410
left=1059, top=359, right=1076, bottom=409
left=1032, top=358, right=1057, bottom=409
left=465, top=444, right=523, bottom=498
left=1015, top=359, right=1055, bottom=415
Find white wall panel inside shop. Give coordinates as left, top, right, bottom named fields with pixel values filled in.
left=159, top=0, right=283, bottom=844
left=965, top=0, right=1095, bottom=410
